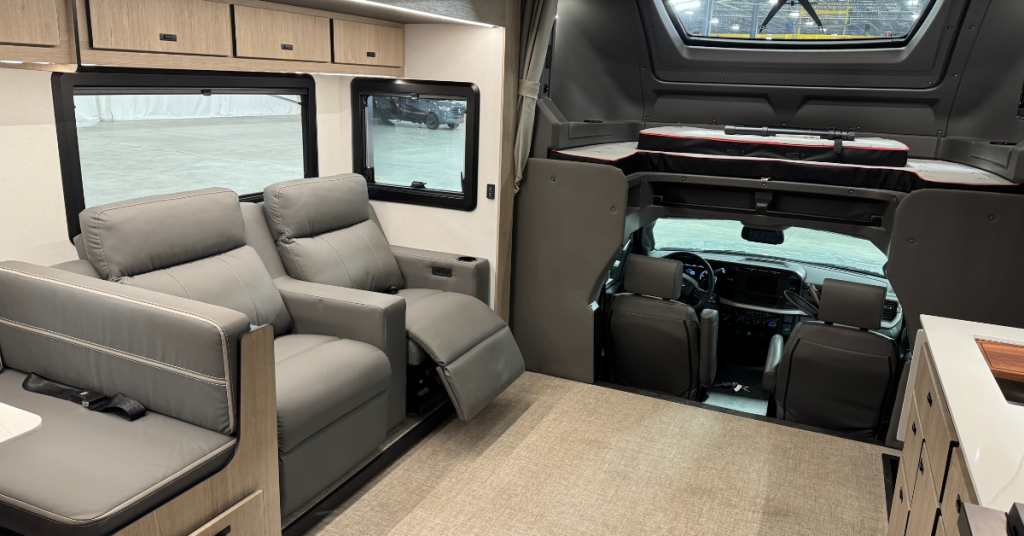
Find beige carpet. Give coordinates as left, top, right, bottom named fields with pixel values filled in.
left=309, top=372, right=896, bottom=536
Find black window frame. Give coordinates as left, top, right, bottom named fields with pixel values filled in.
left=660, top=0, right=940, bottom=50
left=52, top=69, right=318, bottom=240
left=351, top=78, right=480, bottom=211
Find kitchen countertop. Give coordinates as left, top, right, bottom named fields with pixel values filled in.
left=919, top=315, right=1024, bottom=512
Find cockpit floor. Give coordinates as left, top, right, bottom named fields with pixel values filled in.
left=308, top=372, right=896, bottom=536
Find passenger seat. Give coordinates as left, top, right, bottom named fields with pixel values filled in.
left=262, top=175, right=525, bottom=421
left=74, top=188, right=394, bottom=517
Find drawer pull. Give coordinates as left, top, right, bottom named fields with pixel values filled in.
left=367, top=51, right=377, bottom=57
left=899, top=488, right=904, bottom=502
left=956, top=495, right=962, bottom=513
left=214, top=526, right=231, bottom=536
left=160, top=33, right=177, bottom=42
left=912, top=422, right=917, bottom=435
left=281, top=44, right=294, bottom=51
left=919, top=459, right=924, bottom=474
left=927, top=392, right=933, bottom=406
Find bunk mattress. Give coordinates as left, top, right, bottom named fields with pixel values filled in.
left=551, top=139, right=1019, bottom=194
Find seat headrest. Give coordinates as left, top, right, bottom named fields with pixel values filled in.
left=79, top=188, right=246, bottom=280
left=622, top=255, right=683, bottom=300
left=263, top=174, right=371, bottom=242
left=817, top=278, right=887, bottom=330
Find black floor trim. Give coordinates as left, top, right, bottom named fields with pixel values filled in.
left=283, top=401, right=456, bottom=536
left=596, top=381, right=888, bottom=447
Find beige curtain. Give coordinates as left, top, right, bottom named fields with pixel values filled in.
left=513, top=0, right=558, bottom=193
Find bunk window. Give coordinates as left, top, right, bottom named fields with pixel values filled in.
left=53, top=72, right=318, bottom=239
left=666, top=0, right=935, bottom=44
left=352, top=78, right=480, bottom=211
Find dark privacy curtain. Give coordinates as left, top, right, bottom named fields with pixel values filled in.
left=513, top=0, right=558, bottom=193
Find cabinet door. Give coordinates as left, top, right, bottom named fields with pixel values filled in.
left=88, top=0, right=232, bottom=56
left=0, top=0, right=60, bottom=47
left=887, top=462, right=911, bottom=536
left=333, top=20, right=403, bottom=68
left=906, top=447, right=940, bottom=536
left=940, top=448, right=977, bottom=536
left=233, top=6, right=330, bottom=62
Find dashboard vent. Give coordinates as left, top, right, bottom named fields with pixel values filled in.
left=882, top=301, right=900, bottom=322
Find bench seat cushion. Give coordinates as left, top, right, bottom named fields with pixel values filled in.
left=0, top=369, right=235, bottom=536
left=273, top=335, right=390, bottom=454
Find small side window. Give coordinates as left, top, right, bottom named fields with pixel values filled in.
left=352, top=78, right=480, bottom=211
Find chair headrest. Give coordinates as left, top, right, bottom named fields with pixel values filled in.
left=623, top=255, right=683, bottom=300
left=263, top=174, right=371, bottom=242
left=817, top=278, right=887, bottom=330
left=79, top=188, right=246, bottom=280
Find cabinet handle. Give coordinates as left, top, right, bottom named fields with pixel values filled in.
left=912, top=422, right=917, bottom=435
left=281, top=44, right=294, bottom=51
left=160, top=33, right=177, bottom=42
left=919, top=459, right=924, bottom=474
left=366, top=51, right=377, bottom=57
left=927, top=392, right=933, bottom=406
left=213, top=526, right=231, bottom=536
left=899, top=488, right=904, bottom=502
left=956, top=495, right=962, bottom=513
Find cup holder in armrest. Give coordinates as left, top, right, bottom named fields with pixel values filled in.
left=457, top=256, right=477, bottom=262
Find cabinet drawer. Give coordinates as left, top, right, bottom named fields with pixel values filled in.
left=915, top=348, right=956, bottom=490
left=233, top=6, right=330, bottom=62
left=906, top=447, right=940, bottom=536
left=888, top=461, right=911, bottom=536
left=87, top=0, right=232, bottom=56
left=188, top=489, right=265, bottom=536
left=0, top=0, right=61, bottom=47
left=940, top=448, right=976, bottom=536
left=903, top=396, right=924, bottom=504
left=333, top=20, right=403, bottom=68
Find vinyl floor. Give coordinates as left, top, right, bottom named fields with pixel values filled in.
left=308, top=371, right=896, bottom=536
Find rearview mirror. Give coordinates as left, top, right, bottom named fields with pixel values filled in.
left=742, top=227, right=784, bottom=245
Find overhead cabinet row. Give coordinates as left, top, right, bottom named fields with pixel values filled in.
left=85, top=0, right=403, bottom=67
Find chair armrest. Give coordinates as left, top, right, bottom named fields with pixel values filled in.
left=762, top=334, right=785, bottom=394
left=699, top=309, right=719, bottom=387
left=52, top=259, right=101, bottom=279
left=0, top=261, right=251, bottom=435
left=275, top=277, right=407, bottom=426
left=391, top=245, right=490, bottom=304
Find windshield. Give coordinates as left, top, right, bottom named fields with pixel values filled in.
left=652, top=219, right=887, bottom=276
left=667, top=0, right=931, bottom=42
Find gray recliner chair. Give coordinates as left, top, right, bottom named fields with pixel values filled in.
left=762, top=278, right=898, bottom=439
left=0, top=261, right=250, bottom=536
left=262, top=174, right=526, bottom=422
left=73, top=188, right=396, bottom=517
left=608, top=255, right=719, bottom=400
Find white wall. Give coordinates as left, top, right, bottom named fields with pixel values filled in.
left=367, top=24, right=506, bottom=304
left=0, top=69, right=78, bottom=265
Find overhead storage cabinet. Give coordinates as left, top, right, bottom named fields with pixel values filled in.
left=0, top=0, right=61, bottom=47
left=87, top=0, right=232, bottom=56
left=234, top=5, right=330, bottom=63
left=333, top=19, right=403, bottom=68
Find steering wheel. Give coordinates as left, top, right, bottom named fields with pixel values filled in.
left=665, top=252, right=716, bottom=310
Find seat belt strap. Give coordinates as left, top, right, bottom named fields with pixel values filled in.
left=22, top=373, right=147, bottom=421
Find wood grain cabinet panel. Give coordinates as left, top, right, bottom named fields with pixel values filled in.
left=187, top=490, right=265, bottom=536
left=888, top=462, right=911, bottom=536
left=906, top=446, right=940, bottom=536
left=0, top=0, right=61, bottom=47
left=87, top=0, right=232, bottom=56
left=233, top=6, right=330, bottom=63
left=333, top=19, right=403, bottom=68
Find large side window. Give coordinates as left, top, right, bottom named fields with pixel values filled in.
left=53, top=71, right=318, bottom=238
left=352, top=78, right=480, bottom=211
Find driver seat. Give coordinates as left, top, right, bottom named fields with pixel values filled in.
left=609, top=255, right=719, bottom=399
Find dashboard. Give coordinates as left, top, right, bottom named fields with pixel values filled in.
left=668, top=252, right=902, bottom=347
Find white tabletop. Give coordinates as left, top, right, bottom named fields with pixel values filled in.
left=0, top=401, right=41, bottom=444
left=920, top=315, right=1024, bottom=511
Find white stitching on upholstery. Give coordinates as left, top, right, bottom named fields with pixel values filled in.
left=0, top=317, right=226, bottom=384
left=317, top=235, right=355, bottom=287
left=213, top=256, right=260, bottom=325
left=0, top=439, right=237, bottom=526
left=0, top=266, right=237, bottom=434
left=163, top=269, right=192, bottom=299
left=353, top=226, right=388, bottom=284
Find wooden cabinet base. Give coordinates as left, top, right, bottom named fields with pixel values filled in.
left=115, top=327, right=281, bottom=536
